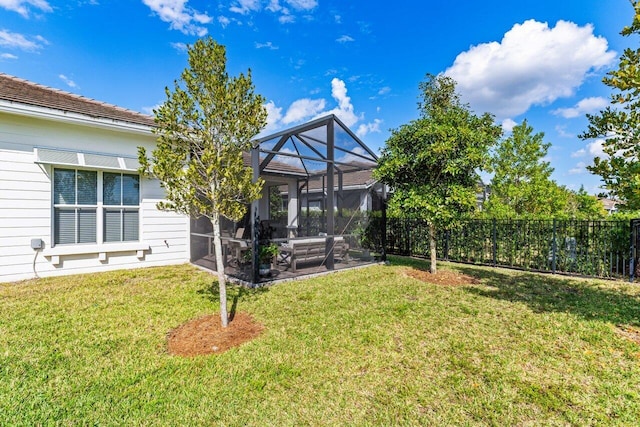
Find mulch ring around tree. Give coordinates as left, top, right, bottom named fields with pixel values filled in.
left=404, top=267, right=481, bottom=286
left=167, top=312, right=264, bottom=357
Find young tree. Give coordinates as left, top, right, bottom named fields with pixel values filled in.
left=375, top=74, right=501, bottom=273
left=581, top=1, right=640, bottom=210
left=484, top=120, right=570, bottom=218
left=139, top=38, right=266, bottom=327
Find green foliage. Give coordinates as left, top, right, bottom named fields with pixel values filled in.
left=565, top=186, right=607, bottom=219
left=138, top=37, right=266, bottom=222
left=383, top=216, right=630, bottom=279
left=375, top=74, right=502, bottom=227
left=259, top=243, right=278, bottom=263
left=484, top=120, right=572, bottom=218
left=268, top=187, right=286, bottom=220
left=240, top=243, right=279, bottom=265
left=581, top=1, right=640, bottom=210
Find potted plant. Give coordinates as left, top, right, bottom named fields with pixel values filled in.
left=354, top=223, right=372, bottom=259
left=258, top=242, right=279, bottom=276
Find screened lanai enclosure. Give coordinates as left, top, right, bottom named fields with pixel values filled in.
left=190, top=114, right=385, bottom=285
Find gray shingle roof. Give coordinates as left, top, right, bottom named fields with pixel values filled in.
left=0, top=73, right=155, bottom=127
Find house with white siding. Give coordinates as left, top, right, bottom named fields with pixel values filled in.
left=0, top=73, right=189, bottom=283
left=1, top=73, right=383, bottom=285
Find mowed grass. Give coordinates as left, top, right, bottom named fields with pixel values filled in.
left=2, top=258, right=640, bottom=425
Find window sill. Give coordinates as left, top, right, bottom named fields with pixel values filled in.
left=43, top=242, right=150, bottom=265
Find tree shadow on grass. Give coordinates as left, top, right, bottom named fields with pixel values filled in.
left=387, top=255, right=640, bottom=327
left=458, top=266, right=640, bottom=327
left=196, top=281, right=269, bottom=322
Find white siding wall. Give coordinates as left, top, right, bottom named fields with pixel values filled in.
left=0, top=112, right=189, bottom=283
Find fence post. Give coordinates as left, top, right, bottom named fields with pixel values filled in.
left=405, top=218, right=411, bottom=256
left=492, top=219, right=497, bottom=267
left=552, top=219, right=557, bottom=274
left=445, top=230, right=450, bottom=261
left=630, top=219, right=635, bottom=282
left=381, top=201, right=387, bottom=262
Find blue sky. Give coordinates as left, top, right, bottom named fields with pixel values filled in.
left=0, top=0, right=636, bottom=194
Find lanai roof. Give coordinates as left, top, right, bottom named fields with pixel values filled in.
left=254, top=114, right=377, bottom=179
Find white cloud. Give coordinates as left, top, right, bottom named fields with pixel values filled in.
left=501, top=118, right=517, bottom=133
left=588, top=139, right=606, bottom=158
left=0, top=0, right=51, bottom=17
left=170, top=42, right=188, bottom=52
left=230, top=0, right=316, bottom=23
left=142, top=0, right=212, bottom=36
left=279, top=14, right=295, bottom=24
left=336, top=35, right=354, bottom=43
left=377, top=86, right=390, bottom=95
left=282, top=98, right=326, bottom=124
left=263, top=100, right=283, bottom=133
left=0, top=52, right=17, bottom=59
left=218, top=15, right=230, bottom=27
left=262, top=79, right=377, bottom=140
left=286, top=0, right=316, bottom=10
left=356, top=118, right=382, bottom=138
left=0, top=29, right=46, bottom=51
left=319, top=78, right=361, bottom=126
left=58, top=74, right=77, bottom=88
left=571, top=148, right=586, bottom=158
left=230, top=0, right=260, bottom=14
left=569, top=162, right=587, bottom=175
left=445, top=20, right=616, bottom=118
left=552, top=96, right=609, bottom=119
left=256, top=41, right=278, bottom=50
left=555, top=125, right=574, bottom=138
left=142, top=103, right=162, bottom=115
left=266, top=0, right=281, bottom=12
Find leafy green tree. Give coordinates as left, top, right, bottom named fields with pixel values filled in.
left=566, top=186, right=607, bottom=219
left=375, top=74, right=501, bottom=273
left=484, top=120, right=572, bottom=218
left=139, top=38, right=266, bottom=327
left=581, top=1, right=640, bottom=210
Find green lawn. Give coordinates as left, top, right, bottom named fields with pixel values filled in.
left=2, top=257, right=640, bottom=425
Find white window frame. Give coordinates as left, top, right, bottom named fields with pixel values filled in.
left=51, top=168, right=141, bottom=247
left=102, top=171, right=141, bottom=243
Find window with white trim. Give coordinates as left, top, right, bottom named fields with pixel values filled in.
left=103, top=172, right=139, bottom=242
left=53, top=168, right=140, bottom=245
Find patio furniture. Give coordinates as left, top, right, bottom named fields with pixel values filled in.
left=221, top=228, right=249, bottom=266
left=278, top=236, right=350, bottom=272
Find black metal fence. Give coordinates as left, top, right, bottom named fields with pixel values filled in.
left=371, top=217, right=633, bottom=279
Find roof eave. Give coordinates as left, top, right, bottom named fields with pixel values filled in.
left=0, top=99, right=155, bottom=136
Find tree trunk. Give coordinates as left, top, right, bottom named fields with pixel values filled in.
left=211, top=212, right=228, bottom=327
left=429, top=222, right=437, bottom=274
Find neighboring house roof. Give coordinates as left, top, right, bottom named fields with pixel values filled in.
left=599, top=198, right=620, bottom=213
left=0, top=73, right=155, bottom=127
left=305, top=168, right=377, bottom=191
left=278, top=168, right=378, bottom=195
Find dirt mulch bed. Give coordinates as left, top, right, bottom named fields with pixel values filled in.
left=616, top=324, right=640, bottom=345
left=404, top=267, right=481, bottom=286
left=167, top=312, right=264, bottom=357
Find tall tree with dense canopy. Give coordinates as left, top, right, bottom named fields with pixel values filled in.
left=484, top=120, right=569, bottom=218
left=375, top=74, right=501, bottom=273
left=581, top=1, right=640, bottom=210
left=139, top=38, right=267, bottom=327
